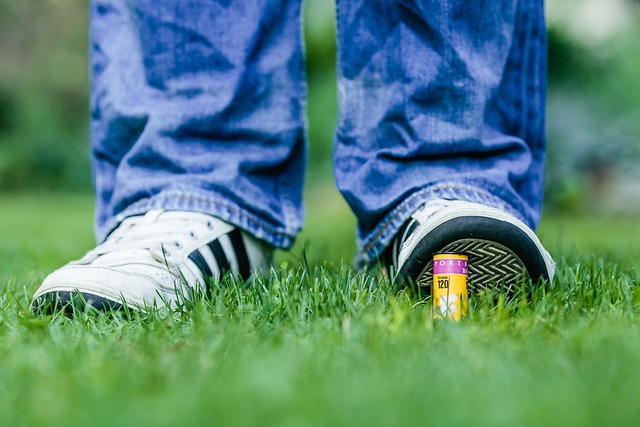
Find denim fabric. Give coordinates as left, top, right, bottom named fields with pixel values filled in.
left=335, top=0, right=547, bottom=263
left=91, top=0, right=306, bottom=247
left=91, top=0, right=546, bottom=263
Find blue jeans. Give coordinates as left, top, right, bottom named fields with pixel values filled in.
left=91, top=0, right=547, bottom=264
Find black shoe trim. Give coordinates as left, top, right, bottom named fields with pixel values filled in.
left=208, top=239, right=231, bottom=273
left=33, top=291, right=125, bottom=315
left=188, top=250, right=214, bottom=291
left=397, top=216, right=550, bottom=290
left=188, top=230, right=250, bottom=290
left=229, top=229, right=250, bottom=280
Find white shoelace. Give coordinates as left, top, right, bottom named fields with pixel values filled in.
left=75, top=210, right=222, bottom=265
left=410, top=199, right=451, bottom=224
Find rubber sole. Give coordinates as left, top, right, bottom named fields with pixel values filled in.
left=415, top=238, right=529, bottom=294
left=397, top=216, right=551, bottom=295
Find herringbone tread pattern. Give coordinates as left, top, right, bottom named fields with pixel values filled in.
left=416, top=239, right=528, bottom=294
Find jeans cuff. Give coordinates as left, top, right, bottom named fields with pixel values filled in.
left=95, top=189, right=298, bottom=249
left=356, top=182, right=532, bottom=266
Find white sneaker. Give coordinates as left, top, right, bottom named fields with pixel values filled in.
left=33, top=210, right=272, bottom=313
left=387, top=199, right=555, bottom=294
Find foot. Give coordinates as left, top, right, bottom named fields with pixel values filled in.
left=387, top=199, right=555, bottom=294
left=32, top=210, right=272, bottom=314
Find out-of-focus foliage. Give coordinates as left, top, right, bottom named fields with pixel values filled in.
left=1, top=0, right=640, bottom=216
left=546, top=0, right=640, bottom=213
left=0, top=1, right=90, bottom=191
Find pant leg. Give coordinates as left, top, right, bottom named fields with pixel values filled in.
left=90, top=0, right=306, bottom=248
left=334, top=0, right=547, bottom=263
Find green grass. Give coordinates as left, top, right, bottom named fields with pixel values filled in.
left=1, top=190, right=640, bottom=427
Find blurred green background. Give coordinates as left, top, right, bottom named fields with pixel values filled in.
left=1, top=0, right=640, bottom=215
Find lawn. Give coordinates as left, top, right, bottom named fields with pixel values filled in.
left=1, top=190, right=639, bottom=427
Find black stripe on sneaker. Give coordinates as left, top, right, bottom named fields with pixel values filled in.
left=229, top=229, right=250, bottom=280
left=208, top=239, right=231, bottom=273
left=188, top=250, right=214, bottom=287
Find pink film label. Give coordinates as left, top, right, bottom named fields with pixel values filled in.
left=432, top=256, right=468, bottom=275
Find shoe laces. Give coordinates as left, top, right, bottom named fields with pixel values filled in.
left=76, top=210, right=221, bottom=265
left=410, top=199, right=451, bottom=224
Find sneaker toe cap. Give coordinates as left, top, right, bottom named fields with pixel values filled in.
left=32, top=265, right=174, bottom=312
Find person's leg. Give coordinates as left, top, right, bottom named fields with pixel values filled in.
left=34, top=0, right=306, bottom=312
left=92, top=0, right=305, bottom=248
left=334, top=0, right=553, bottom=288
